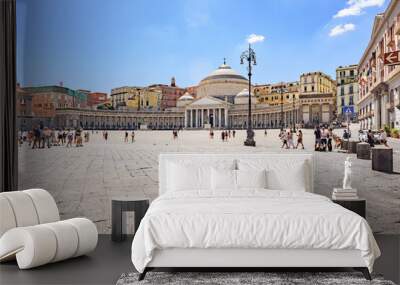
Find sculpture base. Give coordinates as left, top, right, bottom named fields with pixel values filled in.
left=244, top=139, right=256, bottom=147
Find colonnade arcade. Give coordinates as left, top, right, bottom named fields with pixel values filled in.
left=229, top=105, right=300, bottom=129
left=55, top=109, right=184, bottom=130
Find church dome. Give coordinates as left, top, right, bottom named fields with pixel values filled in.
left=177, top=92, right=194, bottom=107
left=235, top=89, right=255, bottom=105
left=196, top=60, right=249, bottom=99
left=178, top=92, right=194, bottom=101
left=236, top=89, right=254, bottom=97
left=201, top=64, right=248, bottom=82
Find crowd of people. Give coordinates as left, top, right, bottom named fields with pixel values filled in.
left=279, top=129, right=305, bottom=149
left=20, top=125, right=392, bottom=151
left=313, top=126, right=334, bottom=151
left=207, top=129, right=236, bottom=141
left=19, top=127, right=90, bottom=149
left=123, top=130, right=136, bottom=143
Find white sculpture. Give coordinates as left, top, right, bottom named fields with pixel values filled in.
left=343, top=156, right=352, bottom=189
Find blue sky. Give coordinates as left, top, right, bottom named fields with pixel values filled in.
left=17, top=0, right=388, bottom=93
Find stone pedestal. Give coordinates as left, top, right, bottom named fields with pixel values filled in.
left=372, top=147, right=393, bottom=173
left=357, top=142, right=371, bottom=160
left=348, top=141, right=359, bottom=153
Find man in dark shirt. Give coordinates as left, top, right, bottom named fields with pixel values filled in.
left=314, top=126, right=321, bottom=151
left=367, top=130, right=375, bottom=147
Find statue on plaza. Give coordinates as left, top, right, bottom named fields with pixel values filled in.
left=342, top=156, right=352, bottom=190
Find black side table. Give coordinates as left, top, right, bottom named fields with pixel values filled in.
left=112, top=197, right=149, bottom=242
left=333, top=199, right=366, bottom=218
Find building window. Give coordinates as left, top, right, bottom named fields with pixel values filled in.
left=311, top=86, right=314, bottom=92
left=341, top=86, right=344, bottom=96
left=349, top=96, right=354, bottom=105
left=304, top=86, right=307, bottom=92
left=349, top=84, right=353, bottom=94
left=341, top=97, right=345, bottom=106
left=350, top=70, right=354, bottom=77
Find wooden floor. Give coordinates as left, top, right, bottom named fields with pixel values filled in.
left=0, top=234, right=399, bottom=285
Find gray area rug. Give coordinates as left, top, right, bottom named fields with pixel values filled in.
left=116, top=272, right=396, bottom=285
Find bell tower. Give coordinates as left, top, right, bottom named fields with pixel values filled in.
left=171, top=77, right=176, bottom=87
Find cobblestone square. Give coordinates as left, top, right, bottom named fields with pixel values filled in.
left=18, top=127, right=400, bottom=234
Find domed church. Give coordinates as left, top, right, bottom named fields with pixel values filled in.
left=182, top=59, right=256, bottom=129
left=196, top=59, right=249, bottom=103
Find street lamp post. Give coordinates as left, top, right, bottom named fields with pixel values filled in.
left=241, top=44, right=257, bottom=147
left=292, top=94, right=296, bottom=132
left=279, top=86, right=285, bottom=131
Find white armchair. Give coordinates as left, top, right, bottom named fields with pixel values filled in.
left=0, top=189, right=98, bottom=269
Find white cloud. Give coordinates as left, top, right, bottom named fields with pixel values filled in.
left=329, top=23, right=356, bottom=36
left=334, top=0, right=385, bottom=18
left=247, top=34, right=265, bottom=44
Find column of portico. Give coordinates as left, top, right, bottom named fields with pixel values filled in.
left=184, top=110, right=188, bottom=128
left=194, top=109, right=197, bottom=128
left=188, top=110, right=191, bottom=128
left=212, top=108, right=216, bottom=128
left=200, top=109, right=203, bottom=127
left=207, top=109, right=210, bottom=124
left=198, top=109, right=201, bottom=128
left=224, top=108, right=228, bottom=128
left=217, top=108, right=221, bottom=128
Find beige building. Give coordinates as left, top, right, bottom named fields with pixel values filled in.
left=298, top=72, right=336, bottom=125
left=255, top=82, right=299, bottom=106
left=138, top=87, right=162, bottom=111
left=358, top=0, right=400, bottom=130
left=110, top=86, right=142, bottom=110
left=336, top=65, right=358, bottom=121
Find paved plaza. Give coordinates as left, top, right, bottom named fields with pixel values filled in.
left=18, top=126, right=400, bottom=234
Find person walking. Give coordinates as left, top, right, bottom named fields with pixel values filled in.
left=314, top=126, right=321, bottom=151
left=32, top=127, right=40, bottom=149
left=104, top=131, right=108, bottom=143
left=75, top=128, right=83, bottom=147
left=124, top=131, right=128, bottom=143
left=264, top=129, right=267, bottom=137
left=287, top=130, right=294, bottom=149
left=39, top=127, right=45, bottom=148
left=221, top=131, right=225, bottom=141
left=66, top=130, right=73, bottom=147
left=62, top=130, right=67, bottom=145
left=327, top=128, right=333, bottom=152
left=320, top=127, right=327, bottom=151
left=232, top=130, right=236, bottom=138
left=367, top=129, right=375, bottom=147
left=280, top=130, right=288, bottom=149
left=27, top=130, right=33, bottom=147
left=43, top=127, right=51, bottom=148
left=131, top=130, right=135, bottom=143
left=296, top=130, right=304, bottom=149
left=379, top=129, right=389, bottom=147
